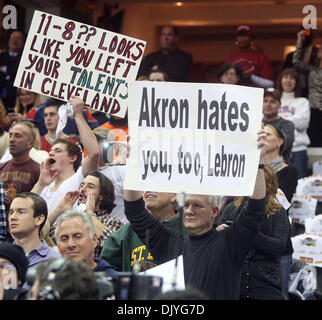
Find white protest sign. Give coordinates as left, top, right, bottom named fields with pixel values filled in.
left=292, top=233, right=322, bottom=267
left=289, top=194, right=317, bottom=225
left=125, top=81, right=263, bottom=196
left=14, top=10, right=146, bottom=118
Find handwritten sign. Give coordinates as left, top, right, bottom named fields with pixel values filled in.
left=14, top=10, right=146, bottom=118
left=124, top=81, right=263, bottom=196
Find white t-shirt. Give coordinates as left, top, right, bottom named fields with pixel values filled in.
left=99, top=165, right=128, bottom=224
left=40, top=167, right=84, bottom=212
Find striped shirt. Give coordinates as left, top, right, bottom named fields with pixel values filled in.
left=95, top=209, right=124, bottom=258
left=27, top=239, right=61, bottom=268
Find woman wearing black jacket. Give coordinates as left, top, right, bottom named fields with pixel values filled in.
left=218, top=165, right=289, bottom=300
left=263, top=124, right=298, bottom=297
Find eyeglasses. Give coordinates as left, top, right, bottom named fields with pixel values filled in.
left=19, top=93, right=33, bottom=97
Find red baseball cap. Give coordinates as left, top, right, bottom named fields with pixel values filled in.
left=236, top=25, right=253, bottom=36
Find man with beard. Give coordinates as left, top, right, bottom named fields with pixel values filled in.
left=0, top=121, right=40, bottom=206
left=48, top=171, right=123, bottom=257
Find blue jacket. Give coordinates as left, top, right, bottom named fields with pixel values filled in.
left=94, top=257, right=118, bottom=278
left=24, top=99, right=99, bottom=136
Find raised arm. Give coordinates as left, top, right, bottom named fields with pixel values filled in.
left=251, top=127, right=267, bottom=200
left=70, top=96, right=99, bottom=176
left=292, top=30, right=313, bottom=74
left=124, top=135, right=143, bottom=202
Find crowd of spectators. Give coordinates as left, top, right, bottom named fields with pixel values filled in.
left=0, top=22, right=320, bottom=301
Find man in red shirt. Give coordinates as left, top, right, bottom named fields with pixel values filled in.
left=226, top=25, right=274, bottom=89
left=0, top=121, right=40, bottom=205
left=40, top=104, right=62, bottom=153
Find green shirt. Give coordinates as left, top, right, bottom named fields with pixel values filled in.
left=100, top=214, right=184, bottom=271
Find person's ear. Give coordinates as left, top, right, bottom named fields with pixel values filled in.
left=69, top=154, right=77, bottom=164
left=92, top=233, right=98, bottom=249
left=212, top=207, right=219, bottom=219
left=169, top=193, right=177, bottom=203
left=35, top=214, right=45, bottom=228
left=27, top=139, right=34, bottom=149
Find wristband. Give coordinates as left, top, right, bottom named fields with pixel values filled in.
left=258, top=163, right=265, bottom=169
left=88, top=211, right=97, bottom=218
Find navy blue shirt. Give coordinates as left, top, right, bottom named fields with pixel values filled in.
left=94, top=257, right=118, bottom=278
left=24, top=99, right=99, bottom=136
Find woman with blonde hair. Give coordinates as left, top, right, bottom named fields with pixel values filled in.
left=218, top=164, right=290, bottom=300
left=14, top=88, right=41, bottom=117
left=39, top=219, right=56, bottom=248
left=5, top=89, right=41, bottom=127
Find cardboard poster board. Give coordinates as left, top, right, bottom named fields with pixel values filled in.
left=14, top=10, right=146, bottom=118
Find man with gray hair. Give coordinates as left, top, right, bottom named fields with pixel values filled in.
left=124, top=129, right=268, bottom=300
left=54, top=210, right=117, bottom=277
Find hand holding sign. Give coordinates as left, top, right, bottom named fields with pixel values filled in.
left=69, top=95, right=85, bottom=117
left=257, top=125, right=268, bottom=163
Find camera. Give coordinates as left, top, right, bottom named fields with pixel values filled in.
left=24, top=259, right=115, bottom=300
left=102, top=141, right=114, bottom=163
left=24, top=259, right=163, bottom=300
left=113, top=272, right=163, bottom=300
